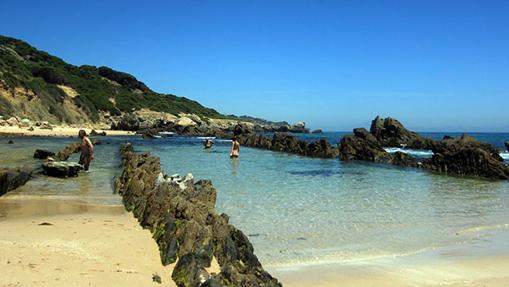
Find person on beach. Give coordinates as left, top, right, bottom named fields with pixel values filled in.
left=78, top=129, right=94, bottom=171
left=230, top=137, right=240, bottom=158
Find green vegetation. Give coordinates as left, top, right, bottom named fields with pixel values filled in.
left=0, top=35, right=225, bottom=123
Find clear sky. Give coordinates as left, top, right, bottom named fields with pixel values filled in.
left=1, top=0, right=508, bottom=131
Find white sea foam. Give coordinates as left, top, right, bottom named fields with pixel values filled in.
left=384, top=147, right=433, bottom=157
left=500, top=152, right=509, bottom=160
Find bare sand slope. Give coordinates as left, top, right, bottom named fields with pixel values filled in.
left=0, top=198, right=176, bottom=287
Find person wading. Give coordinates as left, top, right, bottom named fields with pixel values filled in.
left=230, top=137, right=240, bottom=158
left=78, top=130, right=94, bottom=171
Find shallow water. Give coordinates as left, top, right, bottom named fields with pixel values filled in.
left=1, top=134, right=509, bottom=268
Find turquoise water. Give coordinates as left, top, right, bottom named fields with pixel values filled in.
left=1, top=134, right=509, bottom=267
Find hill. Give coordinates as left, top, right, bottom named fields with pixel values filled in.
left=0, top=35, right=230, bottom=125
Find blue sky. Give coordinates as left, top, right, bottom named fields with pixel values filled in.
left=1, top=0, right=508, bottom=131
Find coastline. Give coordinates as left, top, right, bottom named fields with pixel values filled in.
left=274, top=232, right=509, bottom=287
left=0, top=125, right=135, bottom=137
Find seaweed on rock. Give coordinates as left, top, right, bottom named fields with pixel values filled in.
left=114, top=144, right=282, bottom=287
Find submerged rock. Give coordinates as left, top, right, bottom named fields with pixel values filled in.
left=505, top=141, right=509, bottom=152
left=42, top=161, right=83, bottom=177
left=0, top=167, right=32, bottom=196
left=34, top=149, right=55, bottom=159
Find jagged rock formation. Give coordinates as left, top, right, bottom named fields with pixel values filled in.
left=370, top=116, right=434, bottom=149
left=340, top=118, right=509, bottom=180
left=0, top=167, right=32, bottom=196
left=339, top=128, right=392, bottom=163
left=505, top=141, right=509, bottom=152
left=114, top=144, right=281, bottom=287
left=423, top=135, right=509, bottom=180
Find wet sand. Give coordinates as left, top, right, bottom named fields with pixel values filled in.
left=0, top=197, right=178, bottom=287
left=275, top=243, right=509, bottom=287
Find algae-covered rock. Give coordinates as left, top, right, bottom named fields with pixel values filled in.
left=42, top=161, right=82, bottom=177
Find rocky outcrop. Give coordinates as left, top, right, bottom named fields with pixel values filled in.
left=370, top=116, right=434, bottom=149
left=340, top=122, right=509, bottom=180
left=423, top=135, right=509, bottom=180
left=115, top=144, right=281, bottom=287
left=505, top=141, right=509, bottom=152
left=42, top=161, right=83, bottom=177
left=33, top=149, right=55, bottom=159
left=289, top=121, right=310, bottom=133
left=339, top=128, right=392, bottom=163
left=237, top=131, right=338, bottom=159
left=111, top=113, right=140, bottom=131
left=0, top=167, right=32, bottom=196
left=54, top=142, right=82, bottom=161
left=311, top=129, right=322, bottom=134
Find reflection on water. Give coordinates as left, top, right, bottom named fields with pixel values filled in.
left=1, top=135, right=509, bottom=267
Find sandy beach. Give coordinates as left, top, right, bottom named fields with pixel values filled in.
left=0, top=125, right=134, bottom=137
left=0, top=197, right=177, bottom=287
left=275, top=253, right=509, bottom=287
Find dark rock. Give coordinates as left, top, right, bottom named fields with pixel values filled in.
left=111, top=113, right=140, bottom=131
left=339, top=128, right=392, bottom=163
left=152, top=273, right=162, bottom=284
left=423, top=135, right=509, bottom=180
left=311, top=129, right=322, bottom=134
left=115, top=144, right=282, bottom=287
left=54, top=142, right=82, bottom=161
left=0, top=167, right=32, bottom=196
left=391, top=152, right=420, bottom=167
left=42, top=161, right=83, bottom=177
left=238, top=132, right=338, bottom=159
left=306, top=139, right=339, bottom=158
left=370, top=116, right=434, bottom=149
left=90, top=129, right=107, bottom=136
left=289, top=121, right=310, bottom=133
left=232, top=123, right=253, bottom=136
left=201, top=278, right=224, bottom=287
left=33, top=149, right=55, bottom=159
left=505, top=141, right=509, bottom=152
left=7, top=140, right=14, bottom=144
left=172, top=253, right=209, bottom=287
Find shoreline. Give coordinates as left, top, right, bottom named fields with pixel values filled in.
left=3, top=197, right=508, bottom=287
left=0, top=125, right=135, bottom=137
left=272, top=231, right=509, bottom=286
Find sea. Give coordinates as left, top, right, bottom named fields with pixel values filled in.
left=1, top=131, right=509, bottom=269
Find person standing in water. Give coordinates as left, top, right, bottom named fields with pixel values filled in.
left=230, top=137, right=240, bottom=158
left=78, top=130, right=94, bottom=171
